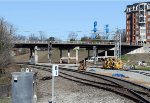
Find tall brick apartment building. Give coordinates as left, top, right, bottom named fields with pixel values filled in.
left=125, top=2, right=150, bottom=45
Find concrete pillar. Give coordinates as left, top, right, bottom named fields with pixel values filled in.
left=34, top=46, right=38, bottom=64
left=29, top=46, right=38, bottom=64
left=75, top=47, right=79, bottom=64
left=93, top=46, right=97, bottom=64
left=59, top=49, right=62, bottom=63
left=93, top=46, right=96, bottom=57
left=30, top=48, right=34, bottom=58
left=114, top=49, right=115, bottom=57
left=87, top=49, right=90, bottom=58
left=68, top=49, right=70, bottom=64
left=105, top=50, right=107, bottom=57
left=96, top=49, right=98, bottom=57
left=29, top=48, right=34, bottom=63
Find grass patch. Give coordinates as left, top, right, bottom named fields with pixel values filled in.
left=121, top=55, right=128, bottom=62
left=135, top=67, right=150, bottom=71
left=0, top=74, right=11, bottom=85
left=0, top=97, right=11, bottom=103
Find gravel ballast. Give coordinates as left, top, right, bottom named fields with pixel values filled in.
left=33, top=69, right=135, bottom=103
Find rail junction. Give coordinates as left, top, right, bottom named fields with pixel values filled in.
left=18, top=63, right=150, bottom=103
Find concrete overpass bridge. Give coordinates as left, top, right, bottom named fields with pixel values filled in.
left=13, top=40, right=142, bottom=64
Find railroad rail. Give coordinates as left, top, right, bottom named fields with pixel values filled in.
left=18, top=63, right=150, bottom=103
left=128, top=70, right=150, bottom=77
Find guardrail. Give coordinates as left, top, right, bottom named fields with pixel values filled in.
left=12, top=40, right=139, bottom=46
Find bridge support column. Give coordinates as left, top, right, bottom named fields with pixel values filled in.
left=114, top=49, right=115, bottom=56
left=29, top=46, right=38, bottom=64
left=30, top=48, right=34, bottom=58
left=93, top=46, right=97, bottom=64
left=96, top=49, right=98, bottom=57
left=59, top=49, right=62, bottom=63
left=105, top=50, right=107, bottom=57
left=75, top=47, right=79, bottom=64
left=87, top=49, right=90, bottom=58
left=34, top=46, right=38, bottom=64
left=68, top=49, right=70, bottom=64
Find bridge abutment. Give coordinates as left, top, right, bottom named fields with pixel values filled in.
left=87, top=49, right=90, bottom=58
left=29, top=46, right=38, bottom=64
left=93, top=46, right=97, bottom=64
left=59, top=49, right=63, bottom=63
left=67, top=49, right=70, bottom=64
left=105, top=50, right=108, bottom=57
left=59, top=47, right=79, bottom=64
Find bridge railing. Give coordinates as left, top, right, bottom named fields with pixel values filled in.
left=13, top=40, right=141, bottom=46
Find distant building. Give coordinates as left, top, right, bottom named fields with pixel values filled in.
left=125, top=2, right=150, bottom=44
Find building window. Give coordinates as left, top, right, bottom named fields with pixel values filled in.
left=141, top=35, right=146, bottom=40
left=148, top=30, right=150, bottom=33
left=148, top=24, right=150, bottom=27
left=141, top=29, right=146, bottom=33
left=147, top=36, right=150, bottom=39
left=136, top=31, right=139, bottom=34
left=148, top=18, right=150, bottom=21
left=148, top=11, right=150, bottom=15
left=148, top=5, right=150, bottom=9
left=127, top=37, right=129, bottom=41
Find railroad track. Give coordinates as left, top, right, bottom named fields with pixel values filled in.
left=128, top=70, right=150, bottom=77
left=18, top=63, right=150, bottom=103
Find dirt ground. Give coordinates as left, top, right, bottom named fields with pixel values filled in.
left=13, top=48, right=90, bottom=63
left=33, top=68, right=135, bottom=103
left=13, top=49, right=150, bottom=66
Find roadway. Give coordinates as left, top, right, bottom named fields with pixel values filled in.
left=13, top=41, right=142, bottom=51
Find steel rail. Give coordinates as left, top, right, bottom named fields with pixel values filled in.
left=18, top=63, right=150, bottom=103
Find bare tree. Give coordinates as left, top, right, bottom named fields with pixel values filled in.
left=0, top=18, right=15, bottom=73
left=121, top=29, right=126, bottom=42
left=38, top=31, right=46, bottom=41
left=81, top=36, right=90, bottom=41
left=13, top=34, right=26, bottom=41
left=28, top=33, right=39, bottom=41
left=68, top=32, right=78, bottom=41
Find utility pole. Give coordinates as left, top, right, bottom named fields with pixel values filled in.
left=114, top=29, right=121, bottom=59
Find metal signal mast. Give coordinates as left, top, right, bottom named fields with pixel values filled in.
left=91, top=21, right=98, bottom=39
left=114, top=29, right=121, bottom=59
left=48, top=41, right=52, bottom=63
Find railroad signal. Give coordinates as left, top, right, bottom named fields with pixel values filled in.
left=48, top=41, right=52, bottom=63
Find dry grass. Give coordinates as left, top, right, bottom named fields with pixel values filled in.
left=122, top=53, right=150, bottom=65
left=13, top=48, right=91, bottom=63
left=0, top=97, right=11, bottom=103
left=13, top=49, right=150, bottom=66
left=0, top=63, right=20, bottom=85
